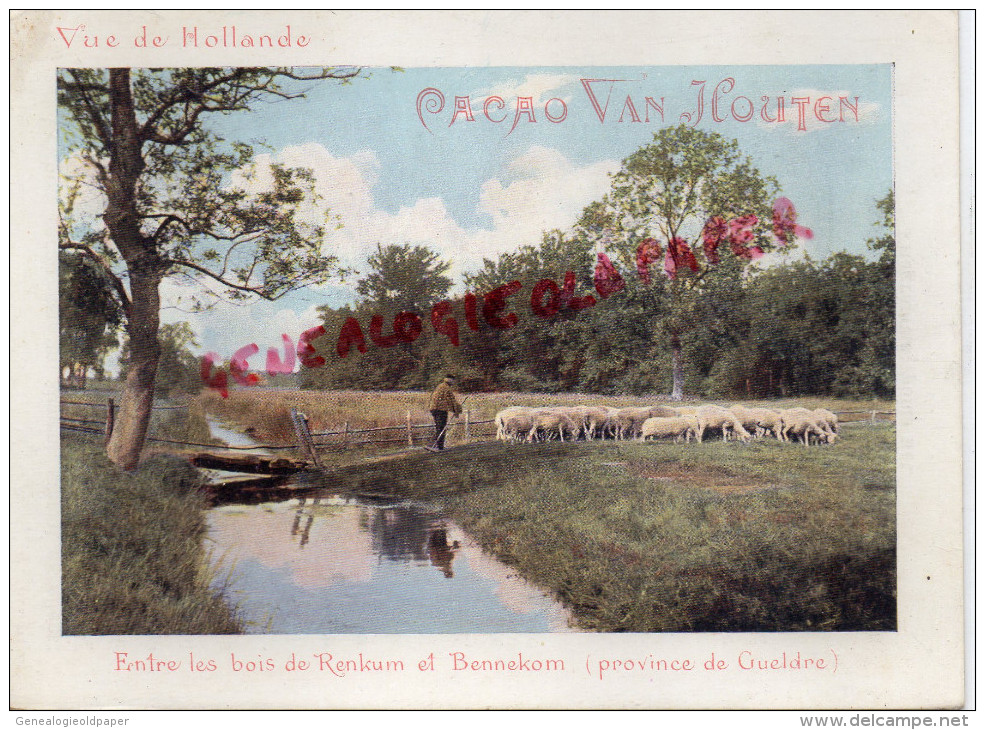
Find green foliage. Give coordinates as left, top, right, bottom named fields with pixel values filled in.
left=299, top=188, right=894, bottom=400
left=119, top=321, right=204, bottom=398
left=61, top=436, right=241, bottom=634
left=59, top=251, right=122, bottom=384
left=356, top=243, right=453, bottom=312
left=706, top=191, right=895, bottom=399
left=868, top=190, right=896, bottom=267
left=461, top=229, right=599, bottom=392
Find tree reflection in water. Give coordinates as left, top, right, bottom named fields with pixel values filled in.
left=288, top=497, right=460, bottom=578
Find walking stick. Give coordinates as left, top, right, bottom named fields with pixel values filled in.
left=428, top=396, right=470, bottom=450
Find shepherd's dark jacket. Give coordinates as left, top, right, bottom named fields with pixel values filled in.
left=428, top=381, right=462, bottom=415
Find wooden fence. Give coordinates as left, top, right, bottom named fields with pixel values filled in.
left=290, top=407, right=497, bottom=455
left=59, top=397, right=297, bottom=452
left=61, top=397, right=895, bottom=457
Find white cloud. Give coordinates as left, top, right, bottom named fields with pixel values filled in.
left=243, top=142, right=618, bottom=288
left=473, top=73, right=578, bottom=107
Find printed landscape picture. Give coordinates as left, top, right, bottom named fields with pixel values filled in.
left=58, top=65, right=895, bottom=635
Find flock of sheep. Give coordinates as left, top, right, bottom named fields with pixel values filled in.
left=494, top=403, right=840, bottom=447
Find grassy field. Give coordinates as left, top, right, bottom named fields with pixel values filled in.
left=63, top=387, right=894, bottom=634
left=285, top=411, right=896, bottom=632
left=197, top=388, right=895, bottom=451
left=61, top=396, right=241, bottom=634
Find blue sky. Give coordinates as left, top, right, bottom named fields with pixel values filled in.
left=61, top=64, right=893, bottom=366
left=213, top=64, right=891, bottom=242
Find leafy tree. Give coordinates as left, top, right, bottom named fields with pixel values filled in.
left=597, top=125, right=783, bottom=399
left=57, top=67, right=364, bottom=468
left=704, top=190, right=895, bottom=400
left=356, top=243, right=453, bottom=313
left=59, top=251, right=122, bottom=387
left=119, top=322, right=202, bottom=398
left=569, top=281, right=667, bottom=395
left=303, top=244, right=454, bottom=391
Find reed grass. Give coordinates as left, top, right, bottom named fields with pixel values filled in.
left=61, top=435, right=242, bottom=634
left=197, top=388, right=895, bottom=449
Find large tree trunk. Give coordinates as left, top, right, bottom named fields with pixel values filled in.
left=670, top=331, right=684, bottom=401
left=106, top=275, right=161, bottom=470
left=102, top=68, right=164, bottom=469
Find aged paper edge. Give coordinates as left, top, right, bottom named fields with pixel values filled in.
left=9, top=9, right=965, bottom=710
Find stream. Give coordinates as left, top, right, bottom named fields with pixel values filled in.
left=203, top=419, right=576, bottom=634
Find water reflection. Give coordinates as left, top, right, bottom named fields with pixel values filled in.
left=428, top=528, right=460, bottom=578
left=286, top=497, right=460, bottom=578
left=207, top=495, right=575, bottom=634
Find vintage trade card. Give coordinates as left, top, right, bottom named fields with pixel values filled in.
left=10, top=10, right=966, bottom=711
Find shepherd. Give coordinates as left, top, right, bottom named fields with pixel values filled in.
left=427, top=374, right=462, bottom=451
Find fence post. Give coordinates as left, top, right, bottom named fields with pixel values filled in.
left=871, top=410, right=877, bottom=424
left=104, top=397, right=115, bottom=446
left=465, top=409, right=471, bottom=442
left=407, top=410, right=413, bottom=446
left=290, top=408, right=321, bottom=468
left=343, top=421, right=349, bottom=449
left=290, top=408, right=302, bottom=455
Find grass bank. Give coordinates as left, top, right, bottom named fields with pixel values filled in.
left=61, top=429, right=241, bottom=634
left=197, top=388, right=895, bottom=450
left=303, top=422, right=896, bottom=633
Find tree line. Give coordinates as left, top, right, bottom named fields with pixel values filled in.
left=298, top=188, right=894, bottom=400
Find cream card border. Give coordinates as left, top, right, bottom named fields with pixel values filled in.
left=9, top=10, right=965, bottom=710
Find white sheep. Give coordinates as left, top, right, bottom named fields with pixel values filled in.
left=779, top=408, right=835, bottom=446
left=640, top=415, right=700, bottom=443
left=730, top=404, right=785, bottom=440
left=527, top=410, right=580, bottom=442
left=694, top=405, right=753, bottom=443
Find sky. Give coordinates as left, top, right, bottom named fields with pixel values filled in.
left=60, top=64, right=893, bottom=370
